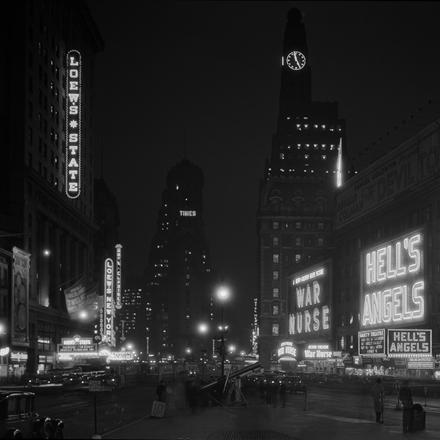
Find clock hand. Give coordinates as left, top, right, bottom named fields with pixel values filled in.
left=294, top=52, right=299, bottom=67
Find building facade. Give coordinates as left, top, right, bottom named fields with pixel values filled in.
left=0, top=0, right=105, bottom=379
left=144, top=159, right=217, bottom=362
left=257, top=8, right=349, bottom=370
left=331, top=118, right=440, bottom=378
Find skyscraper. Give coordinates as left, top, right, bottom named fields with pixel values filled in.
left=144, top=159, right=216, bottom=361
left=0, top=0, right=105, bottom=377
left=257, top=8, right=349, bottom=370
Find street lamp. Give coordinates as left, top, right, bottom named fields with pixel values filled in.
left=217, top=284, right=229, bottom=377
left=198, top=323, right=209, bottom=379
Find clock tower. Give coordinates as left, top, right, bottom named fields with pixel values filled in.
left=257, top=8, right=349, bottom=370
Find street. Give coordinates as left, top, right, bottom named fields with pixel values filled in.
left=32, top=383, right=440, bottom=439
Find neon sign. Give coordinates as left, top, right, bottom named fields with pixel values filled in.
left=277, top=341, right=297, bottom=359
left=104, top=258, right=114, bottom=346
left=65, top=50, right=81, bottom=199
left=304, top=344, right=333, bottom=359
left=387, top=329, right=431, bottom=357
left=288, top=260, right=332, bottom=341
left=361, top=230, right=425, bottom=328
left=115, top=244, right=122, bottom=310
left=180, top=210, right=196, bottom=216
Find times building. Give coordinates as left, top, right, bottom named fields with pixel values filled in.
left=144, top=159, right=217, bottom=362
left=257, top=8, right=349, bottom=370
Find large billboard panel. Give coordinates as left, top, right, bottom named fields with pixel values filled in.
left=360, top=229, right=425, bottom=330
left=287, top=260, right=332, bottom=342
left=335, top=126, right=440, bottom=228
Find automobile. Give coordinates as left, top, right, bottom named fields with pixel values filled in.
left=94, top=374, right=121, bottom=390
left=0, top=390, right=64, bottom=438
left=284, top=375, right=307, bottom=393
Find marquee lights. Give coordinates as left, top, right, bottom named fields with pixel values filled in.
left=65, top=50, right=82, bottom=199
left=361, top=230, right=425, bottom=328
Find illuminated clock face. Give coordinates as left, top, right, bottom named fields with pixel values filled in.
left=286, top=51, right=306, bottom=71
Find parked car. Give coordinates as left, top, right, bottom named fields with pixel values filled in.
left=285, top=375, right=307, bottom=393
left=0, top=390, right=64, bottom=438
left=94, top=374, right=121, bottom=390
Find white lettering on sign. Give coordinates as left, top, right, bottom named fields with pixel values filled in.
left=180, top=210, right=196, bottom=217
left=387, top=329, right=431, bottom=357
left=115, top=244, right=122, bottom=310
left=361, top=231, right=425, bottom=328
left=65, top=50, right=82, bottom=199
left=288, top=261, right=332, bottom=339
left=104, top=258, right=114, bottom=346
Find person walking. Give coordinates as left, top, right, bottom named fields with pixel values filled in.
left=280, top=381, right=287, bottom=408
left=399, top=380, right=414, bottom=433
left=371, top=378, right=385, bottom=423
left=156, top=379, right=168, bottom=403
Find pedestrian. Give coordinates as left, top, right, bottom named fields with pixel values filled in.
left=156, top=379, right=168, bottom=403
left=371, top=378, right=384, bottom=423
left=280, top=381, right=287, bottom=408
left=271, top=379, right=279, bottom=408
left=265, top=379, right=272, bottom=404
left=399, top=380, right=414, bottom=433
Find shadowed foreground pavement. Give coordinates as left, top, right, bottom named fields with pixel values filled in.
left=101, top=390, right=440, bottom=440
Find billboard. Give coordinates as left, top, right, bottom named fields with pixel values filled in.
left=11, top=248, right=30, bottom=347
left=387, top=329, right=431, bottom=358
left=360, top=229, right=425, bottom=329
left=287, top=260, right=332, bottom=342
left=335, top=125, right=440, bottom=228
left=358, top=329, right=385, bottom=356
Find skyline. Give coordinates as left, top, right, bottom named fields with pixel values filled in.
left=88, top=1, right=440, bottom=349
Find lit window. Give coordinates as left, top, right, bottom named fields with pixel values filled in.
left=279, top=153, right=284, bottom=159
left=272, top=305, right=279, bottom=316
left=273, top=254, right=279, bottom=264
left=272, top=324, right=279, bottom=336
left=273, top=288, right=279, bottom=298
left=273, top=222, right=279, bottom=230
left=273, top=271, right=279, bottom=280
left=321, top=125, right=326, bottom=129
left=304, top=155, right=309, bottom=159
left=273, top=236, right=279, bottom=246
left=322, top=155, right=327, bottom=160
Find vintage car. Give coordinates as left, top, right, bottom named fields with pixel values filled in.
left=0, top=390, right=64, bottom=438
left=284, top=375, right=307, bottom=393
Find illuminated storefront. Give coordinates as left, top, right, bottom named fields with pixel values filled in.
left=333, top=118, right=440, bottom=378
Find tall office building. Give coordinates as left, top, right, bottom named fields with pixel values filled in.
left=0, top=0, right=104, bottom=377
left=257, top=8, right=349, bottom=370
left=144, top=159, right=216, bottom=361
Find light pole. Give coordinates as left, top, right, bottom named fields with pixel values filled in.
left=217, top=284, right=229, bottom=377
left=198, top=323, right=208, bottom=379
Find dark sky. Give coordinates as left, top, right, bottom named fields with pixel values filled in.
left=87, top=1, right=440, bottom=351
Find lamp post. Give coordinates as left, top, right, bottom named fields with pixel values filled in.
left=198, top=323, right=208, bottom=379
left=217, top=285, right=229, bottom=377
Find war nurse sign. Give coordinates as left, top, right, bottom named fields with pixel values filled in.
left=65, top=50, right=82, bottom=199
left=287, top=260, right=332, bottom=342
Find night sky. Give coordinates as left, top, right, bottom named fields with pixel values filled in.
left=87, top=1, right=440, bottom=351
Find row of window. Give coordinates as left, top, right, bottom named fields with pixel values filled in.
left=279, top=143, right=337, bottom=150
left=272, top=221, right=327, bottom=230
left=279, top=153, right=329, bottom=160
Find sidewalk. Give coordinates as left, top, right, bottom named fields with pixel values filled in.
left=102, top=392, right=440, bottom=440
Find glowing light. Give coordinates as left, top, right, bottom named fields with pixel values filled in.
left=361, top=230, right=425, bottom=328
left=336, top=137, right=343, bottom=187
left=104, top=258, right=115, bottom=346
left=115, top=244, right=122, bottom=310
left=65, top=50, right=82, bottom=199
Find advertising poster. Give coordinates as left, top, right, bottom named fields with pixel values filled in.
left=287, top=259, right=332, bottom=343
left=387, top=329, right=431, bottom=357
left=11, top=247, right=30, bottom=347
left=358, top=329, right=385, bottom=356
left=360, top=229, right=425, bottom=330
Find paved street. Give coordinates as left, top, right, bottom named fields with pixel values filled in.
left=99, top=386, right=439, bottom=440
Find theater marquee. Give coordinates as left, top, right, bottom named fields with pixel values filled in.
left=360, top=229, right=425, bottom=329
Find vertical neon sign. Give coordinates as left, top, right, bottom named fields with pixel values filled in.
left=336, top=137, right=343, bottom=187
left=115, top=244, right=122, bottom=310
left=104, top=258, right=114, bottom=346
left=65, top=50, right=81, bottom=199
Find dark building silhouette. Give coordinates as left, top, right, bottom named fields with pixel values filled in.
left=144, top=159, right=216, bottom=362
left=0, top=0, right=105, bottom=378
left=257, top=8, right=350, bottom=370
